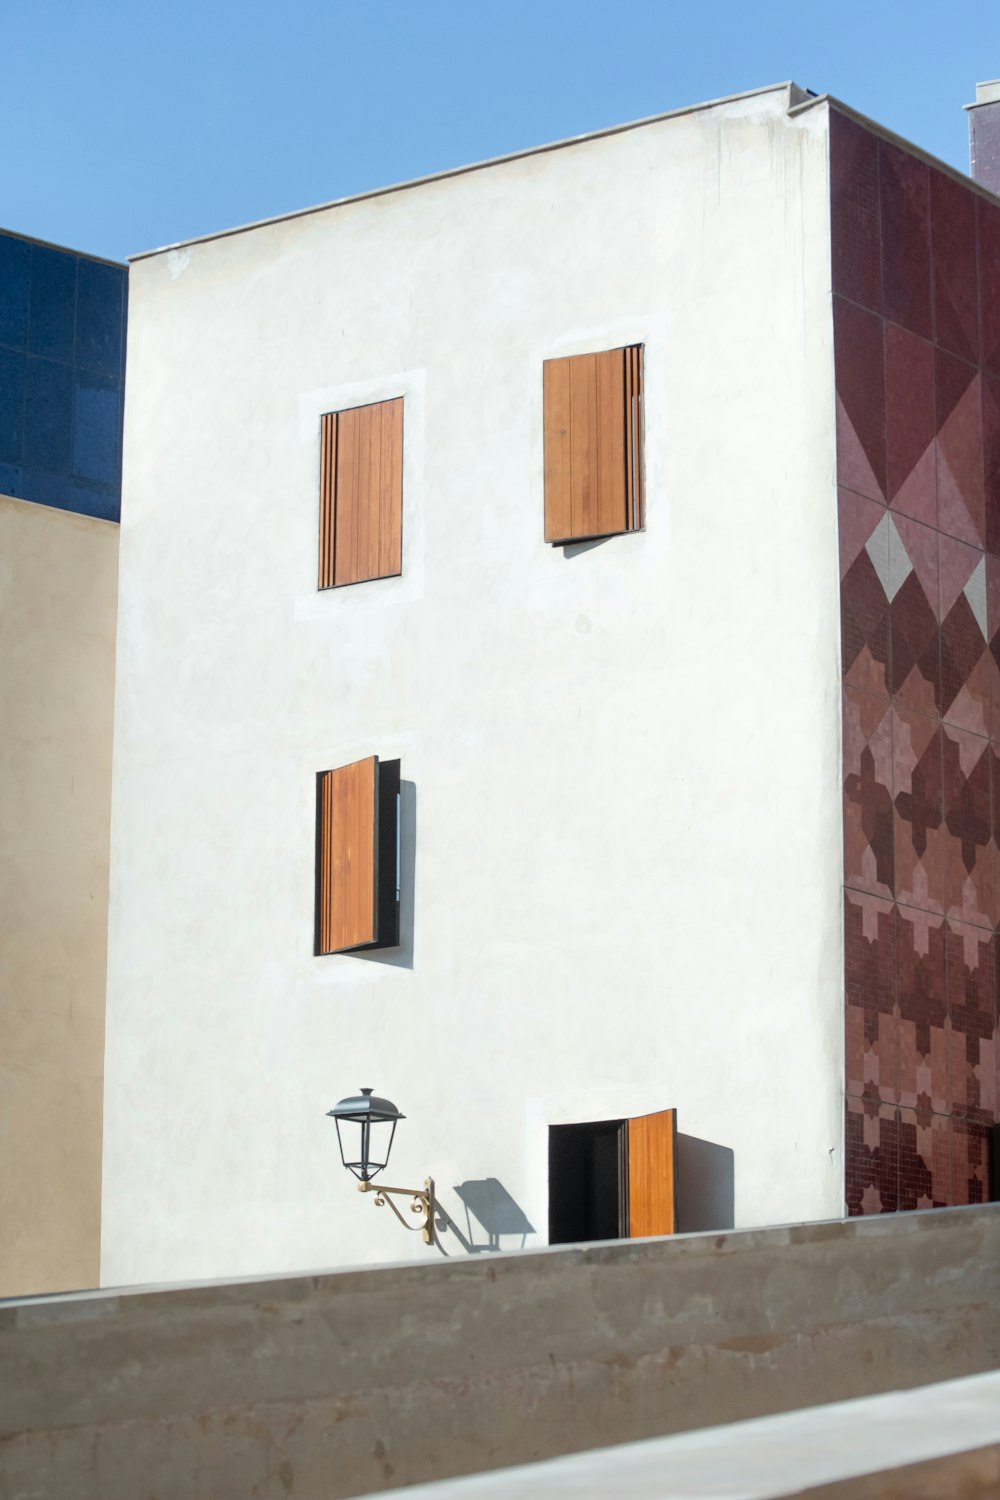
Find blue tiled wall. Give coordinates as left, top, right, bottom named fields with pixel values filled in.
left=0, top=230, right=126, bottom=523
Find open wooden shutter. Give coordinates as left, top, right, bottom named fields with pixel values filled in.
left=625, top=1108, right=677, bottom=1237
left=318, top=398, right=403, bottom=588
left=318, top=412, right=338, bottom=589
left=624, top=344, right=644, bottom=532
left=316, top=757, right=378, bottom=954
left=543, top=346, right=644, bottom=543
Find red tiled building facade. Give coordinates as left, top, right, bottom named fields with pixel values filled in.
left=835, top=105, right=1000, bottom=1211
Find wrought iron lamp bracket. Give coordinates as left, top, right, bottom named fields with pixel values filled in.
left=359, top=1177, right=434, bottom=1244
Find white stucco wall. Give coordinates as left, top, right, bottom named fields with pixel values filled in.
left=103, top=86, right=841, bottom=1286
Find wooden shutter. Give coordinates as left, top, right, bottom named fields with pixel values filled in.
left=624, top=344, right=644, bottom=532
left=316, top=757, right=378, bottom=954
left=318, top=398, right=403, bottom=588
left=543, top=345, right=644, bottom=543
left=318, top=413, right=338, bottom=590
left=625, top=1108, right=677, bottom=1237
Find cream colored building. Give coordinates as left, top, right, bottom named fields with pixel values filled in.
left=0, top=496, right=118, bottom=1294
left=0, top=230, right=125, bottom=1296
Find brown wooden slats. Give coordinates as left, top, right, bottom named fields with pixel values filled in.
left=634, top=346, right=644, bottom=527
left=568, top=352, right=600, bottom=538
left=319, top=398, right=403, bottom=589
left=627, top=1107, right=677, bottom=1238
left=316, top=757, right=377, bottom=953
left=335, top=404, right=363, bottom=585
left=543, top=345, right=644, bottom=544
left=543, top=351, right=625, bottom=542
left=318, top=413, right=338, bottom=589
left=592, top=348, right=626, bottom=539
left=543, top=356, right=574, bottom=543
left=625, top=344, right=645, bottom=531
left=378, top=398, right=404, bottom=581
left=624, top=350, right=635, bottom=532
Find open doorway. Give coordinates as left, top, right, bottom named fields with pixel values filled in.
left=548, top=1108, right=677, bottom=1245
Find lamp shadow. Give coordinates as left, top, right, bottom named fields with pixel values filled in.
left=432, top=1178, right=535, bottom=1256
left=355, top=779, right=415, bottom=970
left=675, top=1132, right=735, bottom=1232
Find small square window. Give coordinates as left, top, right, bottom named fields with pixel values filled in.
left=548, top=1108, right=676, bottom=1243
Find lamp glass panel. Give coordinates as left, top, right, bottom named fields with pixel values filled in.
left=365, top=1117, right=397, bottom=1175
left=335, top=1115, right=398, bottom=1180
left=335, top=1118, right=359, bottom=1173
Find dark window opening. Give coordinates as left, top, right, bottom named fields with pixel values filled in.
left=548, top=1119, right=627, bottom=1244
left=549, top=1108, right=678, bottom=1244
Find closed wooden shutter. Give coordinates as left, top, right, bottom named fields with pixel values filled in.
left=626, top=1108, right=677, bottom=1237
left=543, top=345, right=644, bottom=543
left=316, top=757, right=378, bottom=954
left=318, top=398, right=403, bottom=588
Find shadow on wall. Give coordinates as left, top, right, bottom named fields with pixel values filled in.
left=675, top=1133, right=735, bottom=1233
left=562, top=534, right=617, bottom=559
left=356, top=779, right=416, bottom=970
left=433, top=1179, right=536, bottom=1255
left=429, top=1143, right=730, bottom=1257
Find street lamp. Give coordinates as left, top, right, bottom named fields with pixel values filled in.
left=326, top=1087, right=403, bottom=1181
left=326, top=1087, right=433, bottom=1243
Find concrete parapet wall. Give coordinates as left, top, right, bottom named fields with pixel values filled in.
left=794, top=1446, right=1000, bottom=1500
left=369, top=1371, right=1000, bottom=1499
left=2, top=1206, right=999, bottom=1499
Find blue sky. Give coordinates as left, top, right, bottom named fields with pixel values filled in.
left=4, top=0, right=999, bottom=263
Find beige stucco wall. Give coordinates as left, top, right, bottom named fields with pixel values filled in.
left=0, top=493, right=118, bottom=1296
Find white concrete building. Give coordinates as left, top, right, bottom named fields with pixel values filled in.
left=102, top=80, right=852, bottom=1286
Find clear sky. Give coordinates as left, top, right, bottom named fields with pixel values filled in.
left=4, top=0, right=1000, bottom=263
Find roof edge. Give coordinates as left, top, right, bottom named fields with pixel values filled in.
left=129, top=81, right=804, bottom=263
left=791, top=92, right=998, bottom=203
left=0, top=225, right=126, bottom=270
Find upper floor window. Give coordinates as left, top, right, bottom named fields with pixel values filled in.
left=543, top=345, right=644, bottom=544
left=319, top=397, right=403, bottom=588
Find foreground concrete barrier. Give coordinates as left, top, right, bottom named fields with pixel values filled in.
left=362, top=1370, right=1000, bottom=1499
left=2, top=1206, right=999, bottom=1499
left=796, top=1447, right=1000, bottom=1500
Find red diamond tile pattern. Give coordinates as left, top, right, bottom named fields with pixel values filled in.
left=833, top=109, right=1000, bottom=1213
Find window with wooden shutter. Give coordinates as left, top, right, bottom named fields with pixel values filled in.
left=548, top=1106, right=676, bottom=1243
left=543, top=345, right=644, bottom=544
left=315, top=756, right=400, bottom=954
left=625, top=1108, right=677, bottom=1238
left=318, top=397, right=403, bottom=588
